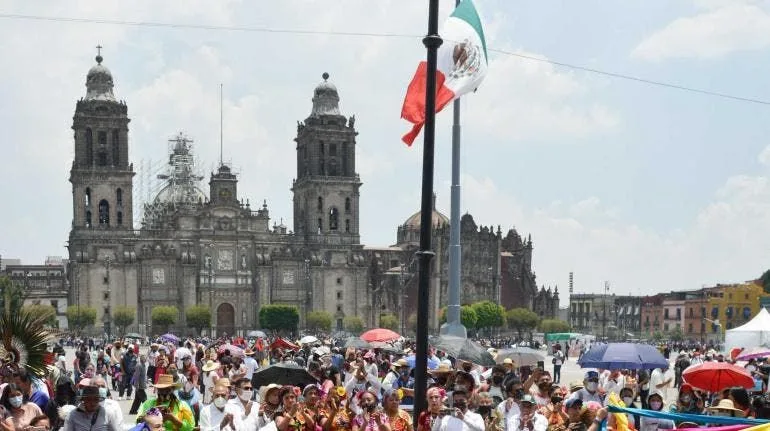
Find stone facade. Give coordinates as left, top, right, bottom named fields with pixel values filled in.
left=5, top=261, right=70, bottom=329
left=66, top=55, right=548, bottom=336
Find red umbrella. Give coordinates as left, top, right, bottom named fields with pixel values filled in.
left=269, top=337, right=300, bottom=351
left=360, top=328, right=400, bottom=343
left=682, top=361, right=754, bottom=392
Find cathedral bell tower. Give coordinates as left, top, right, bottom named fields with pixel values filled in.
left=69, top=51, right=134, bottom=231
left=292, top=73, right=362, bottom=244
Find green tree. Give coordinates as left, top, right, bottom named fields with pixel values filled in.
left=539, top=319, right=571, bottom=334
left=259, top=305, right=300, bottom=333
left=112, top=306, right=135, bottom=336
left=668, top=327, right=684, bottom=342
left=652, top=331, right=665, bottom=342
left=343, top=316, right=365, bottom=333
left=506, top=308, right=541, bottom=339
left=438, top=305, right=478, bottom=329
left=379, top=314, right=399, bottom=331
left=0, top=276, right=25, bottom=315
left=66, top=306, right=97, bottom=333
left=21, top=304, right=57, bottom=327
left=151, top=306, right=178, bottom=334
left=306, top=311, right=333, bottom=332
left=185, top=306, right=212, bottom=335
left=760, top=269, right=770, bottom=294
left=472, top=301, right=505, bottom=331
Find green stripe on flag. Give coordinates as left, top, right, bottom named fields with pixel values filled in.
left=451, top=0, right=487, bottom=63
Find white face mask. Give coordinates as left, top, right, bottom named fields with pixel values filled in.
left=9, top=396, right=23, bottom=408
left=622, top=397, right=633, bottom=406
left=585, top=382, right=598, bottom=392
left=214, top=397, right=227, bottom=409
left=239, top=390, right=253, bottom=401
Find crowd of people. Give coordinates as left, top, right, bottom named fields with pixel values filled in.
left=1, top=337, right=770, bottom=431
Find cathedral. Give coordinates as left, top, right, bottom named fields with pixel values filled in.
left=66, top=53, right=558, bottom=336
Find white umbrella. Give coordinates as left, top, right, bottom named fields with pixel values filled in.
left=248, top=330, right=267, bottom=338
left=299, top=335, right=319, bottom=345
left=312, top=346, right=331, bottom=356
left=174, top=347, right=192, bottom=361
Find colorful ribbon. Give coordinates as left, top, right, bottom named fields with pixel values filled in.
left=606, top=405, right=769, bottom=426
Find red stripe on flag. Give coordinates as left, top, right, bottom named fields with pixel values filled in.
left=400, top=62, right=456, bottom=146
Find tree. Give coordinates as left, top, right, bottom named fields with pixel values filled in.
left=66, top=306, right=97, bottom=333
left=668, top=327, right=684, bottom=342
left=438, top=305, right=478, bottom=329
left=185, top=306, right=212, bottom=336
left=259, top=305, right=299, bottom=333
left=21, top=304, right=57, bottom=327
left=0, top=276, right=25, bottom=314
left=652, top=331, right=665, bottom=342
left=472, top=301, right=505, bottom=331
left=343, top=316, right=365, bottom=333
left=760, top=269, right=770, bottom=294
left=506, top=308, right=540, bottom=339
left=539, top=319, right=571, bottom=334
left=306, top=311, right=333, bottom=332
left=112, top=306, right=135, bottom=336
left=407, top=313, right=418, bottom=330
left=379, top=314, right=399, bottom=331
left=151, top=306, right=178, bottom=334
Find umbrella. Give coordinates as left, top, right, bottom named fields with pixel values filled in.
left=124, top=333, right=142, bottom=339
left=683, top=362, right=754, bottom=392
left=247, top=330, right=267, bottom=338
left=299, top=335, right=319, bottom=345
left=344, top=337, right=371, bottom=349
left=577, top=343, right=668, bottom=370
left=252, top=363, right=318, bottom=387
left=218, top=344, right=245, bottom=358
left=174, top=347, right=193, bottom=361
left=495, top=347, right=545, bottom=366
left=160, top=333, right=180, bottom=344
left=429, top=335, right=496, bottom=366
left=269, top=337, right=300, bottom=351
left=361, top=328, right=400, bottom=343
left=736, top=346, right=770, bottom=361
left=312, top=346, right=331, bottom=356
left=406, top=354, right=439, bottom=369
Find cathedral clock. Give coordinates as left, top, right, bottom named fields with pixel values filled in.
left=219, top=188, right=232, bottom=200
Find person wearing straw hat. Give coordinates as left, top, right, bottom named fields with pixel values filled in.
left=201, top=360, right=221, bottom=405
left=255, top=384, right=282, bottom=429
left=708, top=398, right=746, bottom=418
left=243, top=349, right=258, bottom=391
left=137, top=375, right=194, bottom=431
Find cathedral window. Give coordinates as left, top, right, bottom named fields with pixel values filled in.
left=345, top=198, right=351, bottom=213
left=320, top=142, right=325, bottom=155
left=85, top=188, right=91, bottom=207
left=85, top=128, right=94, bottom=166
left=329, top=207, right=339, bottom=231
left=98, top=151, right=107, bottom=166
left=328, top=159, right=338, bottom=176
left=117, top=211, right=123, bottom=226
left=112, top=130, right=120, bottom=166
left=330, top=144, right=337, bottom=156
left=98, top=199, right=110, bottom=226
left=317, top=197, right=323, bottom=212
left=98, top=131, right=107, bottom=147
left=345, top=219, right=350, bottom=233
left=319, top=158, right=325, bottom=175
left=317, top=218, right=323, bottom=233
left=342, top=142, right=349, bottom=175
left=85, top=211, right=92, bottom=228
left=116, top=188, right=123, bottom=206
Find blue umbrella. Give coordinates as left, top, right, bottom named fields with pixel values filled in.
left=577, top=343, right=668, bottom=370
left=160, top=333, right=180, bottom=344
left=405, top=354, right=439, bottom=369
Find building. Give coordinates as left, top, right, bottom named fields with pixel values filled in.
left=569, top=293, right=640, bottom=339
left=641, top=294, right=664, bottom=334
left=662, top=293, right=686, bottom=333
left=4, top=261, right=69, bottom=328
left=704, top=282, right=769, bottom=344
left=65, top=53, right=549, bottom=336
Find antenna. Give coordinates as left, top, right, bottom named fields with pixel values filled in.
left=219, top=83, right=224, bottom=166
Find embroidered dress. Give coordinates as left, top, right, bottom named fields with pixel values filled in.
left=329, top=409, right=351, bottom=431
left=386, top=410, right=411, bottom=431
left=353, top=413, right=389, bottom=431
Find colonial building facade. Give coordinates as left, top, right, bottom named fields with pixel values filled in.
left=66, top=54, right=549, bottom=336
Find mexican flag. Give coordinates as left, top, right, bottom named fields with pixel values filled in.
left=400, top=0, right=488, bottom=146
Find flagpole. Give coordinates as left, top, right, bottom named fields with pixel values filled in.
left=413, top=0, right=442, bottom=424
left=440, top=0, right=467, bottom=340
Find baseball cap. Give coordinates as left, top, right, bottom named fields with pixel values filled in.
left=584, top=371, right=599, bottom=379
left=565, top=398, right=583, bottom=409
left=520, top=394, right=535, bottom=405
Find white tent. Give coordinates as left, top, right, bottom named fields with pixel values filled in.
left=725, top=307, right=770, bottom=351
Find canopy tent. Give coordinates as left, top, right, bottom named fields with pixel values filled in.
left=545, top=332, right=583, bottom=342
left=725, top=307, right=770, bottom=352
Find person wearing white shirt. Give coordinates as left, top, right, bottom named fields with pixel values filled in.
left=200, top=384, right=235, bottom=431
left=432, top=389, right=485, bottom=431
left=226, top=378, right=260, bottom=427
left=506, top=395, right=547, bottom=431
left=243, top=350, right=259, bottom=383
left=566, top=371, right=604, bottom=405
left=648, top=366, right=671, bottom=398
left=600, top=370, right=625, bottom=399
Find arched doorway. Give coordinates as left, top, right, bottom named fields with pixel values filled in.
left=216, top=303, right=235, bottom=336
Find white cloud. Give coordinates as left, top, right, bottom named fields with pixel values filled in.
left=632, top=2, right=770, bottom=61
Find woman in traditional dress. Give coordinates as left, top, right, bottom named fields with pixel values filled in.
left=382, top=389, right=412, bottom=431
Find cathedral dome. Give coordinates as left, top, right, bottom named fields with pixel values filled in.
left=310, top=72, right=341, bottom=117
left=403, top=194, right=448, bottom=229
left=85, top=54, right=116, bottom=102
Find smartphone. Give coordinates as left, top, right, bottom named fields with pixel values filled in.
left=537, top=360, right=545, bottom=369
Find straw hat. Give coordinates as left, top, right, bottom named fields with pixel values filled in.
left=217, top=377, right=231, bottom=388
left=429, top=363, right=455, bottom=375
left=244, top=348, right=255, bottom=356
left=202, top=360, right=220, bottom=372
left=259, top=383, right=282, bottom=402
left=153, top=374, right=181, bottom=390
left=391, top=358, right=409, bottom=370
left=708, top=399, right=745, bottom=417
left=568, top=380, right=584, bottom=393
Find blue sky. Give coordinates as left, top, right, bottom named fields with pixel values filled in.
left=2, top=0, right=770, bottom=303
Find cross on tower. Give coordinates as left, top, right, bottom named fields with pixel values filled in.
left=96, top=45, right=102, bottom=56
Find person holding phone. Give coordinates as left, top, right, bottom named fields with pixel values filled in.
left=351, top=390, right=390, bottom=431
left=431, top=387, right=484, bottom=431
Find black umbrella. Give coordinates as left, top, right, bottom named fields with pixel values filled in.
left=343, top=337, right=371, bottom=349
left=429, top=335, right=495, bottom=366
left=252, top=363, right=318, bottom=388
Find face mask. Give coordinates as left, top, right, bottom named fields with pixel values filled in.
left=9, top=396, right=23, bottom=408
left=551, top=396, right=563, bottom=404
left=477, top=405, right=492, bottom=417
left=622, top=397, right=634, bottom=406
left=680, top=395, right=692, bottom=403
left=492, top=376, right=503, bottom=385
left=454, top=402, right=467, bottom=412
left=400, top=370, right=409, bottom=377
left=98, top=388, right=108, bottom=399
left=214, top=397, right=227, bottom=409
left=513, top=389, right=524, bottom=400
left=650, top=401, right=662, bottom=411
left=585, top=382, right=598, bottom=392
left=538, top=383, right=551, bottom=392
left=239, top=390, right=253, bottom=401
left=462, top=365, right=472, bottom=372
left=364, top=403, right=376, bottom=412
